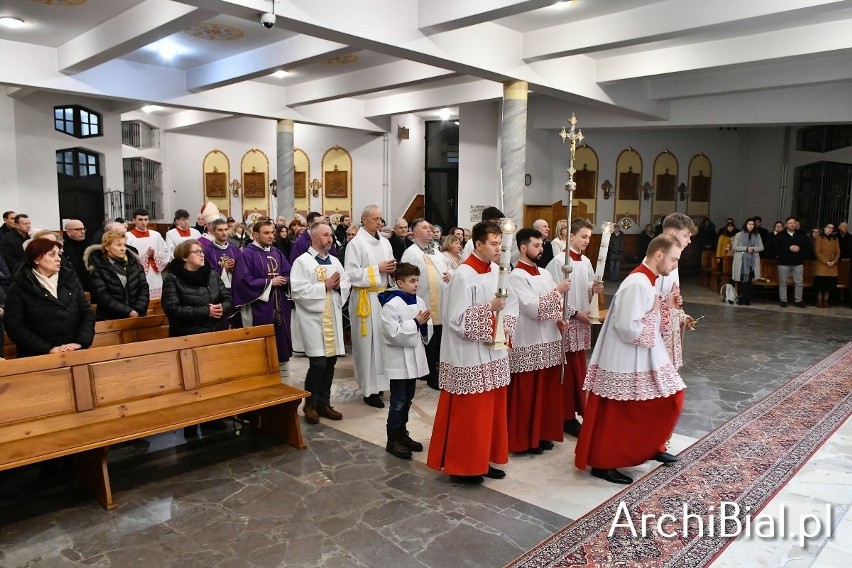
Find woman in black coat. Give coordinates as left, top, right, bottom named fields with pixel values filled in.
left=86, top=230, right=149, bottom=320
left=4, top=238, right=95, bottom=357
left=162, top=239, right=233, bottom=337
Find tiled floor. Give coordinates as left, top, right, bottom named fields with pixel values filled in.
left=1, top=281, right=850, bottom=567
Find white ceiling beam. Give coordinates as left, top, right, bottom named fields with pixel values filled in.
left=4, top=86, right=40, bottom=99
left=649, top=53, right=852, bottom=100
left=596, top=18, right=852, bottom=83
left=58, top=0, right=215, bottom=75
left=186, top=35, right=348, bottom=92
left=363, top=79, right=503, bottom=118
left=418, top=0, right=554, bottom=34
left=162, top=110, right=233, bottom=132
left=522, top=0, right=851, bottom=62
left=285, top=60, right=455, bottom=106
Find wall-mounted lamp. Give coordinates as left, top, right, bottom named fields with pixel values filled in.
left=600, top=179, right=613, bottom=200
left=229, top=178, right=241, bottom=198
left=677, top=182, right=689, bottom=201
left=641, top=181, right=654, bottom=200
left=309, top=178, right=322, bottom=198
left=269, top=179, right=278, bottom=197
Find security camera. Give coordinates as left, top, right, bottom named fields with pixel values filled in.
left=260, top=12, right=275, bottom=28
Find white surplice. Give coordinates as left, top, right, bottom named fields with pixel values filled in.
left=125, top=229, right=169, bottom=300
left=546, top=249, right=593, bottom=352
left=508, top=262, right=563, bottom=373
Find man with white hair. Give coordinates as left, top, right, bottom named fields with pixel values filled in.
left=344, top=205, right=396, bottom=408
left=532, top=219, right=554, bottom=269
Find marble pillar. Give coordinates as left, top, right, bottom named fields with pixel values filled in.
left=276, top=119, right=295, bottom=220
left=500, top=81, right=528, bottom=231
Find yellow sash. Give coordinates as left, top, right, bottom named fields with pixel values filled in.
left=354, top=265, right=385, bottom=336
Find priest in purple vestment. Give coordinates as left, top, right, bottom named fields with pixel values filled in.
left=232, top=219, right=292, bottom=362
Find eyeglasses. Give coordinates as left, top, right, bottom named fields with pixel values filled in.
left=67, top=227, right=85, bottom=231
left=189, top=250, right=205, bottom=256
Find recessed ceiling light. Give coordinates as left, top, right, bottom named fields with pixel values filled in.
left=0, top=16, right=26, bottom=29
left=454, top=121, right=460, bottom=126
left=550, top=0, right=577, bottom=9
left=438, top=108, right=451, bottom=121
left=141, top=105, right=165, bottom=113
left=271, top=70, right=289, bottom=79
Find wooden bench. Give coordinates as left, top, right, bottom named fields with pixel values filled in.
left=752, top=259, right=815, bottom=292
left=3, top=314, right=170, bottom=359
left=0, top=325, right=308, bottom=510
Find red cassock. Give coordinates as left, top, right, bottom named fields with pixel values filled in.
left=507, top=368, right=563, bottom=452
left=573, top=263, right=687, bottom=471
left=428, top=388, right=509, bottom=475
left=575, top=391, right=685, bottom=469
left=563, top=350, right=587, bottom=418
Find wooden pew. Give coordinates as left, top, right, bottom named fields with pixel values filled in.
left=0, top=325, right=308, bottom=510
left=3, top=314, right=170, bottom=359
left=752, top=259, right=816, bottom=294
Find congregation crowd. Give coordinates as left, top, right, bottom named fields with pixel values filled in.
left=1, top=202, right=844, bottom=486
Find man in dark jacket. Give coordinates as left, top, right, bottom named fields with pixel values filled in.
left=0, top=211, right=15, bottom=237
left=533, top=219, right=555, bottom=269
left=63, top=219, right=90, bottom=290
left=774, top=216, right=811, bottom=308
left=0, top=213, right=31, bottom=274
left=389, top=218, right=409, bottom=262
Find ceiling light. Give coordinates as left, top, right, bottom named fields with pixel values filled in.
left=550, top=0, right=577, bottom=9
left=141, top=105, right=165, bottom=113
left=0, top=16, right=26, bottom=29
left=157, top=44, right=178, bottom=61
left=271, top=70, right=289, bottom=79
left=454, top=121, right=460, bottom=126
left=438, top=108, right=451, bottom=121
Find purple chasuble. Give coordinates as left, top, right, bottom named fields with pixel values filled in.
left=232, top=242, right=292, bottom=362
left=202, top=239, right=242, bottom=278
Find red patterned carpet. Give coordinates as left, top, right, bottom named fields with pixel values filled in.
left=508, top=342, right=852, bottom=568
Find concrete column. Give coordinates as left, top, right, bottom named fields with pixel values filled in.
left=276, top=119, right=295, bottom=220
left=500, top=81, right=528, bottom=228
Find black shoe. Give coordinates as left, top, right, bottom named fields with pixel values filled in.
left=526, top=446, right=544, bottom=455
left=794, top=302, right=806, bottom=308
left=780, top=301, right=788, bottom=308
left=653, top=452, right=679, bottom=464
left=184, top=426, right=199, bottom=439
left=591, top=468, right=633, bottom=484
left=426, top=380, right=440, bottom=390
left=484, top=466, right=506, bottom=479
left=563, top=418, right=582, bottom=437
left=538, top=440, right=554, bottom=451
left=450, top=475, right=484, bottom=484
left=363, top=394, right=385, bottom=408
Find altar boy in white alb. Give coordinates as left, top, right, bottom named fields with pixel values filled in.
left=545, top=219, right=603, bottom=437
left=656, top=213, right=697, bottom=370
left=290, top=221, right=351, bottom=425
left=378, top=262, right=433, bottom=460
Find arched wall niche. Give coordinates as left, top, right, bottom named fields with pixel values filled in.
left=293, top=148, right=310, bottom=218
left=687, top=154, right=712, bottom=218
left=321, top=146, right=352, bottom=221
left=652, top=150, right=678, bottom=226
left=571, top=144, right=599, bottom=224
left=615, top=148, right=642, bottom=231
left=202, top=150, right=230, bottom=218
left=241, top=148, right=270, bottom=224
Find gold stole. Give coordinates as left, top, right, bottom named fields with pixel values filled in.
left=423, top=253, right=441, bottom=325
left=316, top=265, right=337, bottom=356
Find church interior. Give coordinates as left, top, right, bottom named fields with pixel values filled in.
left=1, top=1, right=852, bottom=567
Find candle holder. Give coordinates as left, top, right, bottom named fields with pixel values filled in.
left=490, top=217, right=517, bottom=350
left=589, top=221, right=616, bottom=323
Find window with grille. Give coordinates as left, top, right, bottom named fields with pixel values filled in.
left=53, top=105, right=102, bottom=139
left=56, top=148, right=100, bottom=177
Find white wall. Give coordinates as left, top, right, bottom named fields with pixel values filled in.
left=389, top=113, right=425, bottom=219
left=0, top=93, right=18, bottom=213
left=458, top=100, right=501, bottom=224
left=9, top=92, right=123, bottom=230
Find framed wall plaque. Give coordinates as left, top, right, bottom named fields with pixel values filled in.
left=205, top=171, right=227, bottom=197
left=294, top=170, right=307, bottom=198
left=243, top=171, right=265, bottom=198
left=325, top=169, right=348, bottom=198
